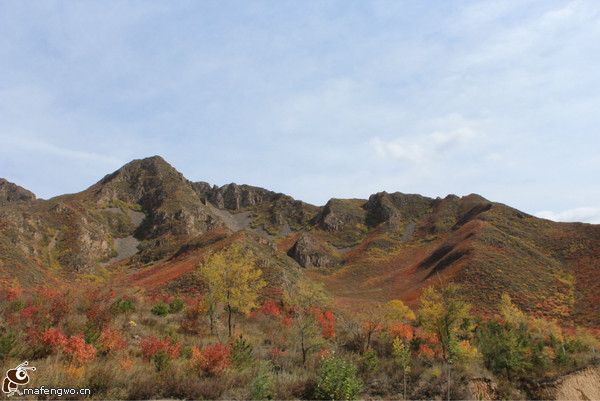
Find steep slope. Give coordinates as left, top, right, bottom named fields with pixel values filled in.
left=306, top=193, right=600, bottom=326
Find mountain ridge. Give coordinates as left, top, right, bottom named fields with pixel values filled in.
left=1, top=155, right=599, bottom=327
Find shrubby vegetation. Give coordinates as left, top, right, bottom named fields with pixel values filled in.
left=0, top=249, right=598, bottom=400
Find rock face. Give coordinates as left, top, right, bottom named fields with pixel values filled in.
left=194, top=182, right=275, bottom=211
left=287, top=233, right=339, bottom=268
left=315, top=199, right=366, bottom=231
left=86, top=156, right=227, bottom=262
left=364, top=192, right=433, bottom=227
left=193, top=181, right=319, bottom=235
left=0, top=179, right=35, bottom=204
left=535, top=367, right=600, bottom=401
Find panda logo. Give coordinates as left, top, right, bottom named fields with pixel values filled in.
left=2, top=361, right=36, bottom=397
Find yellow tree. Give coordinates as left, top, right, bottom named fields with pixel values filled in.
left=419, top=284, right=471, bottom=401
left=198, top=244, right=266, bottom=337
left=384, top=299, right=416, bottom=322
left=499, top=293, right=526, bottom=326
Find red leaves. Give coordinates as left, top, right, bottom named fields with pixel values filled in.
left=63, top=334, right=97, bottom=365
left=140, top=336, right=181, bottom=360
left=260, top=300, right=282, bottom=317
left=317, top=310, right=336, bottom=339
left=20, top=305, right=39, bottom=320
left=389, top=323, right=414, bottom=342
left=99, top=327, right=127, bottom=353
left=282, top=316, right=293, bottom=328
left=42, top=327, right=68, bottom=349
left=6, top=282, right=22, bottom=301
left=417, top=344, right=435, bottom=359
left=41, top=328, right=96, bottom=365
left=191, top=343, right=231, bottom=376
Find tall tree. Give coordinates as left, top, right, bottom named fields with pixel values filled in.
left=284, top=277, right=331, bottom=365
left=392, top=336, right=411, bottom=400
left=419, top=284, right=471, bottom=400
left=198, top=244, right=266, bottom=337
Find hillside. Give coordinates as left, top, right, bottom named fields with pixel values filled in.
left=1, top=155, right=599, bottom=327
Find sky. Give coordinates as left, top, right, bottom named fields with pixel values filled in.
left=1, top=1, right=600, bottom=223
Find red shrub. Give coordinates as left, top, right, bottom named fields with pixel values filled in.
left=41, top=327, right=68, bottom=349
left=417, top=344, right=435, bottom=359
left=63, top=334, right=96, bottom=365
left=5, top=282, right=22, bottom=301
left=318, top=310, right=336, bottom=339
left=191, top=343, right=231, bottom=376
left=20, top=305, right=39, bottom=320
left=99, top=327, right=127, bottom=353
left=282, top=316, right=293, bottom=328
left=389, top=323, right=414, bottom=342
left=260, top=301, right=282, bottom=317
left=140, top=336, right=181, bottom=360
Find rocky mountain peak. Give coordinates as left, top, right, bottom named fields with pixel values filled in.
left=0, top=179, right=36, bottom=204
left=88, top=156, right=196, bottom=210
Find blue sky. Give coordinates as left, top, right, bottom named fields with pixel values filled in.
left=1, top=1, right=600, bottom=223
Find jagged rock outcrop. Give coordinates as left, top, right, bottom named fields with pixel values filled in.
left=287, top=233, right=339, bottom=268
left=193, top=181, right=319, bottom=234
left=315, top=199, right=366, bottom=231
left=364, top=192, right=433, bottom=227
left=193, top=182, right=275, bottom=210
left=0, top=179, right=36, bottom=204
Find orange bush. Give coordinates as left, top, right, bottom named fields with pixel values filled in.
left=389, top=323, right=414, bottom=342
left=99, top=327, right=127, bottom=353
left=41, top=327, right=68, bottom=349
left=63, top=334, right=97, bottom=365
left=282, top=316, right=293, bottom=328
left=191, top=343, right=231, bottom=376
left=260, top=300, right=282, bottom=317
left=417, top=344, right=435, bottom=359
left=140, top=336, right=181, bottom=360
left=317, top=310, right=336, bottom=339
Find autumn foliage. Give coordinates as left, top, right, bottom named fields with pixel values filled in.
left=191, top=343, right=231, bottom=376
left=139, top=336, right=181, bottom=360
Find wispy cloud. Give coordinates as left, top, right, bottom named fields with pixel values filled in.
left=370, top=115, right=479, bottom=164
left=535, top=208, right=600, bottom=224
left=0, top=1, right=599, bottom=210
left=4, top=136, right=122, bottom=165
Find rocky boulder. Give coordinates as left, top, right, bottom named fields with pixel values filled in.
left=287, top=233, right=339, bottom=268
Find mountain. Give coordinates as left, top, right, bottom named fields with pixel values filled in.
left=0, top=178, right=36, bottom=204
left=1, top=156, right=599, bottom=327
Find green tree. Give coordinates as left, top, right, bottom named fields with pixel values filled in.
left=315, top=355, right=363, bottom=401
left=284, top=277, right=331, bottom=365
left=476, top=320, right=532, bottom=379
left=392, top=337, right=411, bottom=400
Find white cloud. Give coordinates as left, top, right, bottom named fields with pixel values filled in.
left=4, top=136, right=122, bottom=165
left=535, top=208, right=600, bottom=224
left=371, top=116, right=479, bottom=164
